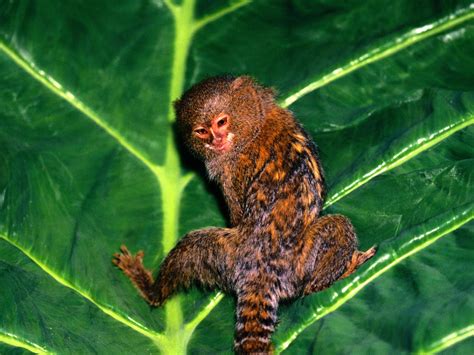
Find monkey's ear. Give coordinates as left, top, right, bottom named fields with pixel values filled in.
left=231, top=76, right=254, bottom=90
left=230, top=76, right=268, bottom=118
left=263, top=87, right=277, bottom=99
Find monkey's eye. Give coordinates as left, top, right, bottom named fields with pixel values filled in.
left=216, top=116, right=228, bottom=128
left=193, top=127, right=209, bottom=138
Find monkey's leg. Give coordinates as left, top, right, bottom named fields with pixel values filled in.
left=298, top=215, right=376, bottom=295
left=113, top=227, right=237, bottom=306
left=234, top=283, right=279, bottom=355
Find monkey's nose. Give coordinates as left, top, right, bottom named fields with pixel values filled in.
left=209, top=128, right=216, bottom=139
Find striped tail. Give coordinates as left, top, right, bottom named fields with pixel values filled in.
left=235, top=287, right=278, bottom=354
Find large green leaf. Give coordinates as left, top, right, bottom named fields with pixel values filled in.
left=0, top=0, right=473, bottom=354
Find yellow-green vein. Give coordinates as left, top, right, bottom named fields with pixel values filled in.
left=162, top=0, right=178, bottom=15
left=325, top=115, right=474, bottom=207
left=0, top=233, right=166, bottom=348
left=184, top=292, right=225, bottom=334
left=0, top=41, right=158, bottom=175
left=419, top=324, right=474, bottom=354
left=156, top=1, right=197, bottom=352
left=192, top=0, right=252, bottom=33
left=280, top=6, right=474, bottom=108
left=0, top=332, right=52, bottom=354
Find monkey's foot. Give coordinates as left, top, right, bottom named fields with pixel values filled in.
left=112, top=245, right=146, bottom=275
left=113, top=245, right=160, bottom=306
left=340, top=246, right=377, bottom=279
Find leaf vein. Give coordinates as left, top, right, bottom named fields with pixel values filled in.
left=0, top=331, right=52, bottom=354
left=280, top=6, right=474, bottom=107
left=419, top=324, right=474, bottom=354
left=276, top=206, right=474, bottom=353
left=325, top=115, right=474, bottom=207
left=0, top=41, right=158, bottom=175
left=192, top=0, right=252, bottom=33
left=0, top=233, right=166, bottom=346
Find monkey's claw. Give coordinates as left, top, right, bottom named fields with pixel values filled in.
left=113, top=245, right=158, bottom=306
left=112, top=245, right=146, bottom=275
left=357, top=246, right=377, bottom=264
left=340, top=246, right=377, bottom=279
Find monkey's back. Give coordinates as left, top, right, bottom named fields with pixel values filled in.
left=216, top=106, right=327, bottom=296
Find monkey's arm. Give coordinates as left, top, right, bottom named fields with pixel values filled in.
left=113, top=227, right=237, bottom=306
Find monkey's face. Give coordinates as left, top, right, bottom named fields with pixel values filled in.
left=192, top=112, right=235, bottom=155
left=175, top=75, right=271, bottom=161
left=184, top=101, right=261, bottom=162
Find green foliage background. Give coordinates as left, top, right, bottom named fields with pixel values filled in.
left=0, top=0, right=473, bottom=353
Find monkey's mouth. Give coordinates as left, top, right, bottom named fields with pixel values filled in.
left=206, top=140, right=231, bottom=152
left=205, top=133, right=234, bottom=153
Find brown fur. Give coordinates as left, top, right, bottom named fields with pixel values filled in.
left=113, top=76, right=376, bottom=354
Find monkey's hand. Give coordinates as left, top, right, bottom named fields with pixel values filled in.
left=113, top=245, right=162, bottom=306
